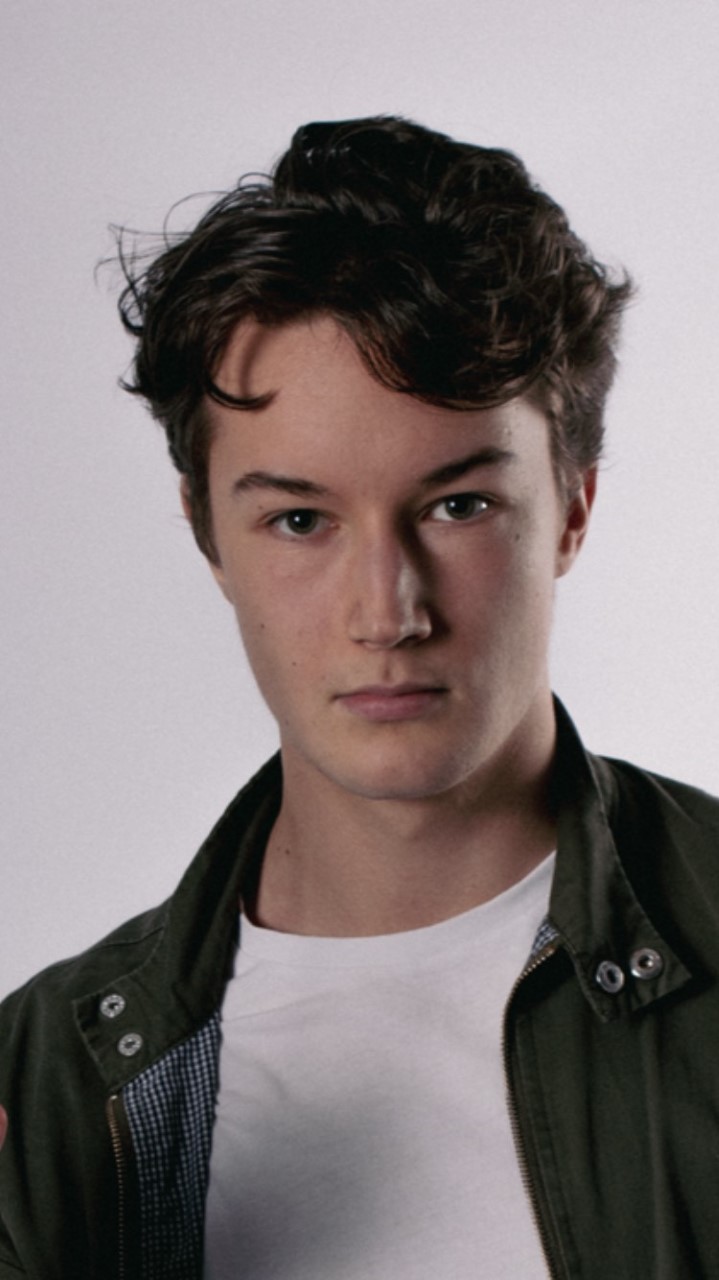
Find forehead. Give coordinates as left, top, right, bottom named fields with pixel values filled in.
left=207, top=317, right=553, bottom=486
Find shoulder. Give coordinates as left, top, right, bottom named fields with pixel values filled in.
left=592, top=753, right=719, bottom=950
left=595, top=752, right=719, bottom=833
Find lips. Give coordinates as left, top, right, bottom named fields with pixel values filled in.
left=336, top=683, right=447, bottom=722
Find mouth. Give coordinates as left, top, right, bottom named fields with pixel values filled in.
left=335, top=683, right=448, bottom=722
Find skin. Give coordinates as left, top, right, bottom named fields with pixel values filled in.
left=190, top=316, right=595, bottom=936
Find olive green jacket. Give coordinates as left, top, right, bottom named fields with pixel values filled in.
left=1, top=703, right=718, bottom=1278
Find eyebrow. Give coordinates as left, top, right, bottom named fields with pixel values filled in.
left=231, top=447, right=516, bottom=501
left=232, top=471, right=329, bottom=499
left=418, top=447, right=516, bottom=489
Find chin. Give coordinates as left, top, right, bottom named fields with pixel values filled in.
left=317, top=743, right=484, bottom=803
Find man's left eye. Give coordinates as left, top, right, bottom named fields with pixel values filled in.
left=430, top=493, right=491, bottom=522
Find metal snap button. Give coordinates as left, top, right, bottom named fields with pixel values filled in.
left=117, top=1032, right=144, bottom=1058
left=100, top=993, right=126, bottom=1020
left=595, top=960, right=625, bottom=994
left=630, top=947, right=664, bottom=980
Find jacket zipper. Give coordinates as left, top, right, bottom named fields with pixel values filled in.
left=106, top=1094, right=129, bottom=1280
left=503, top=939, right=562, bottom=1280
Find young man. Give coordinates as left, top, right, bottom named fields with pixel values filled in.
left=1, top=116, right=718, bottom=1279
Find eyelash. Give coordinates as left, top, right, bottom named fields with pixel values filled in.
left=267, top=492, right=493, bottom=538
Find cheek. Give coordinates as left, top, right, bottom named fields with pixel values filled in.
left=231, top=594, right=276, bottom=669
left=231, top=610, right=290, bottom=721
left=229, top=585, right=323, bottom=707
left=453, top=529, right=541, bottom=601
left=457, top=527, right=557, bottom=638
left=223, top=543, right=341, bottom=639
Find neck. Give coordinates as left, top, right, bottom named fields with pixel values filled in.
left=251, top=702, right=558, bottom=938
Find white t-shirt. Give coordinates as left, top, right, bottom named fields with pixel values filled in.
left=204, top=854, right=555, bottom=1279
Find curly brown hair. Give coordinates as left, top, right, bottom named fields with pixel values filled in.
left=118, top=115, right=632, bottom=560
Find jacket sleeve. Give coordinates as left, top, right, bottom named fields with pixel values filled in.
left=0, top=1226, right=25, bottom=1276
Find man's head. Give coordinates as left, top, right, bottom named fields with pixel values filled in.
left=118, top=115, right=631, bottom=562
left=199, top=315, right=595, bottom=803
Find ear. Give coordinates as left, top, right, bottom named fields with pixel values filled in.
left=179, top=476, right=194, bottom=528
left=555, top=467, right=597, bottom=579
left=180, top=479, right=234, bottom=603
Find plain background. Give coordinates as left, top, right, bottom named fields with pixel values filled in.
left=1, top=0, right=718, bottom=1000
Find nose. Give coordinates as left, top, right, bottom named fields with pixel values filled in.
left=347, top=528, right=433, bottom=649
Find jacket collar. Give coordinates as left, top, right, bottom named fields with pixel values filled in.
left=549, top=699, right=692, bottom=1021
left=75, top=755, right=282, bottom=1089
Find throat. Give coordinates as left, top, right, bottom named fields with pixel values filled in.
left=248, top=796, right=556, bottom=939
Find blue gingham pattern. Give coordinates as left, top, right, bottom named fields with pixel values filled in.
left=530, top=915, right=559, bottom=959
left=123, top=1012, right=221, bottom=1280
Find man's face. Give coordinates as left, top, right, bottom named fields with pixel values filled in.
left=202, top=317, right=593, bottom=803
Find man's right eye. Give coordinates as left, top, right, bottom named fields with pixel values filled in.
left=271, top=509, right=324, bottom=536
